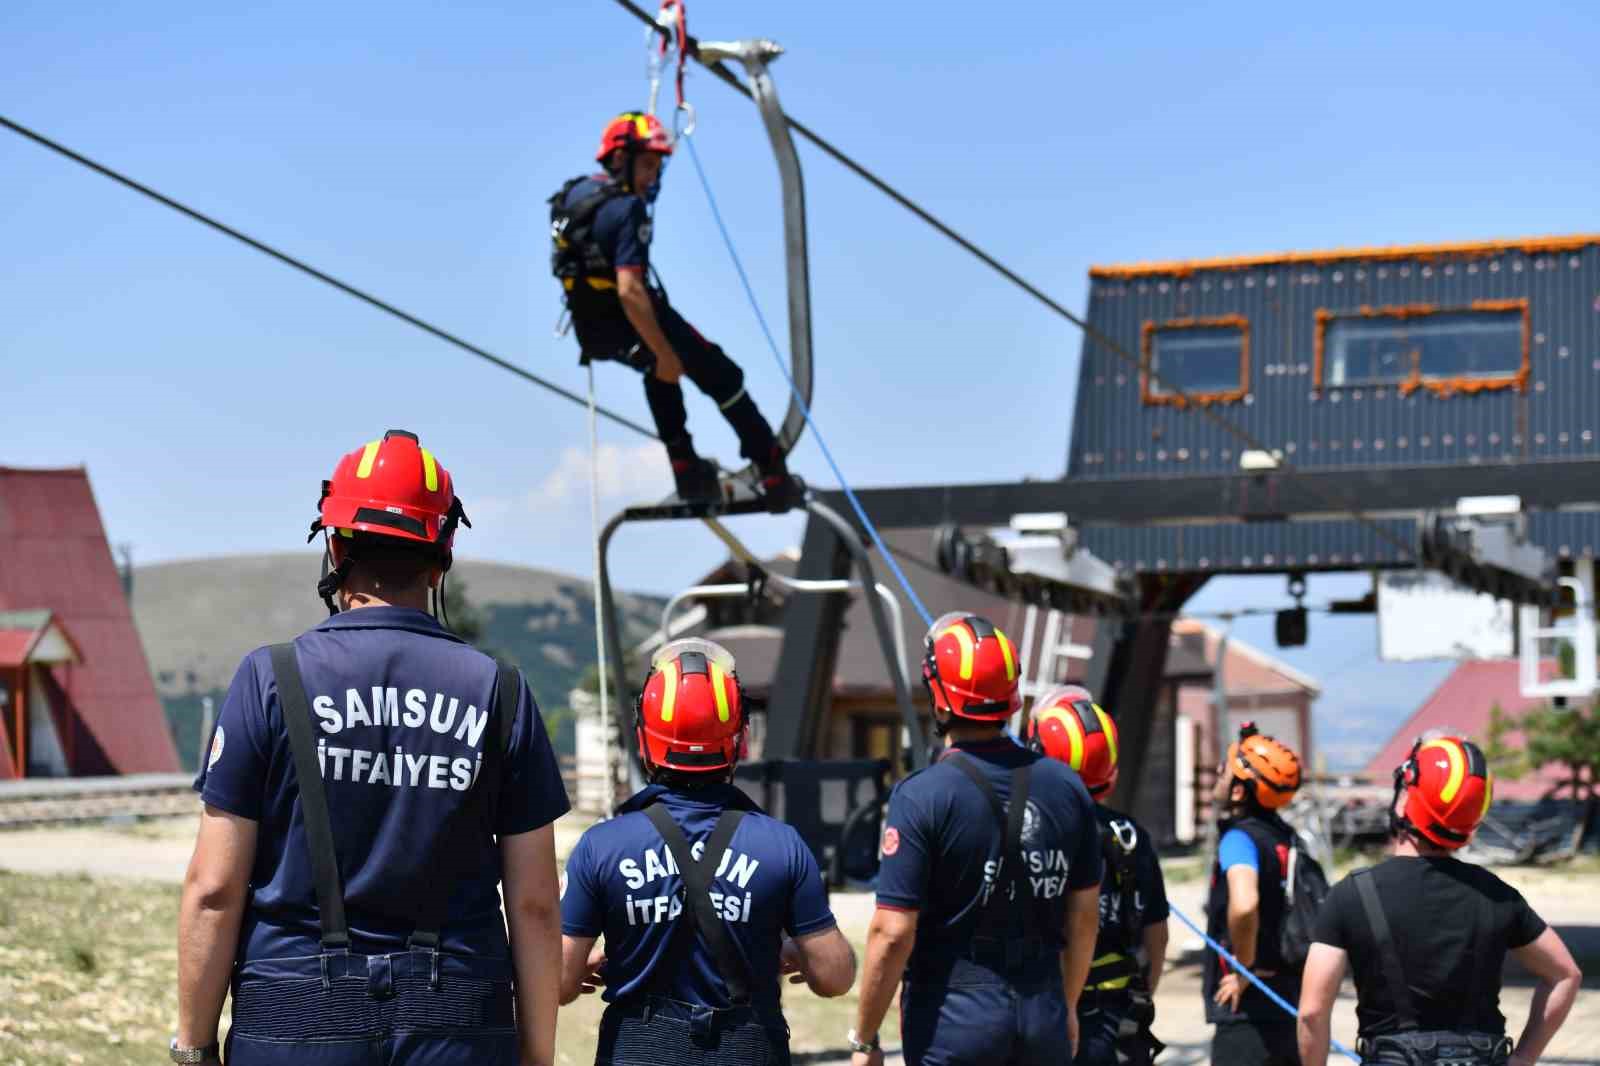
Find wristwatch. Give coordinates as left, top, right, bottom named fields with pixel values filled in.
left=169, top=1037, right=219, bottom=1063
left=846, top=1028, right=880, bottom=1054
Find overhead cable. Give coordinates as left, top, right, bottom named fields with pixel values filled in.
left=0, top=113, right=659, bottom=442
left=608, top=0, right=1416, bottom=560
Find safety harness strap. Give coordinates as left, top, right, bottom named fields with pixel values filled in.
left=271, top=642, right=350, bottom=951
left=948, top=754, right=1039, bottom=943
left=407, top=663, right=520, bottom=954
left=1354, top=868, right=1418, bottom=1033
left=643, top=804, right=752, bottom=1006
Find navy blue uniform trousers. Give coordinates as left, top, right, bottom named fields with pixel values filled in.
left=594, top=996, right=790, bottom=1066
left=900, top=969, right=1069, bottom=1066
left=224, top=949, right=517, bottom=1065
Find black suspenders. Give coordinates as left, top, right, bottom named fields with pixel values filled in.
left=948, top=753, right=1042, bottom=952
left=270, top=642, right=519, bottom=979
left=642, top=803, right=753, bottom=1007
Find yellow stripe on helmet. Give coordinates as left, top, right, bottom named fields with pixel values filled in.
left=634, top=114, right=650, bottom=138
left=419, top=447, right=439, bottom=493
left=996, top=628, right=1017, bottom=680
left=1096, top=704, right=1118, bottom=766
left=355, top=440, right=381, bottom=479
left=940, top=624, right=976, bottom=679
left=658, top=660, right=679, bottom=723
left=1421, top=739, right=1467, bottom=803
left=709, top=661, right=732, bottom=723
left=1480, top=773, right=1495, bottom=819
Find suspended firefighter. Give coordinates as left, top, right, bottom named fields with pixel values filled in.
left=1030, top=685, right=1170, bottom=1065
left=549, top=112, right=799, bottom=508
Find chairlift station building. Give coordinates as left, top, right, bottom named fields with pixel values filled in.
left=776, top=233, right=1600, bottom=818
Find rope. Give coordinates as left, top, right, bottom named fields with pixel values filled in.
left=608, top=0, right=1418, bottom=561
left=1167, top=903, right=1361, bottom=1063
left=682, top=134, right=935, bottom=630
left=0, top=113, right=660, bottom=443
left=585, top=364, right=617, bottom=818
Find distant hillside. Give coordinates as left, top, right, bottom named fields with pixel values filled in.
left=130, top=553, right=663, bottom=769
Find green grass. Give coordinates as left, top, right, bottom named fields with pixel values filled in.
left=0, top=871, right=180, bottom=1065
left=0, top=870, right=880, bottom=1065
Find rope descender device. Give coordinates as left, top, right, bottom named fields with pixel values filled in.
left=646, top=0, right=695, bottom=136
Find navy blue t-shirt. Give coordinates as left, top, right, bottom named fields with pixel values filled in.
left=560, top=783, right=836, bottom=1010
left=194, top=606, right=571, bottom=961
left=876, top=738, right=1102, bottom=971
left=1091, top=806, right=1170, bottom=963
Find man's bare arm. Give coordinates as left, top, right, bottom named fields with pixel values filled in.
left=1060, top=885, right=1100, bottom=1009
left=853, top=907, right=918, bottom=1044
left=1142, top=918, right=1169, bottom=995
left=503, top=824, right=562, bottom=1066
left=1224, top=864, right=1261, bottom=967
left=789, top=925, right=858, bottom=998
left=616, top=270, right=684, bottom=381
left=1296, top=942, right=1347, bottom=1066
left=177, top=805, right=258, bottom=1049
left=1510, top=927, right=1583, bottom=1066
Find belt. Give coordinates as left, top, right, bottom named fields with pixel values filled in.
left=608, top=995, right=787, bottom=1040
left=1356, top=1031, right=1511, bottom=1065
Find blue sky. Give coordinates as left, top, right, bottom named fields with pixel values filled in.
left=7, top=2, right=1598, bottom=765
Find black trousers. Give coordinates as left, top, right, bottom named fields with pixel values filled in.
left=1211, top=1021, right=1301, bottom=1066
left=578, top=303, right=778, bottom=464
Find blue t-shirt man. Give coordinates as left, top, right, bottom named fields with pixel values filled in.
left=876, top=736, right=1104, bottom=1065
left=559, top=175, right=658, bottom=359
left=560, top=781, right=836, bottom=1011
left=195, top=605, right=571, bottom=960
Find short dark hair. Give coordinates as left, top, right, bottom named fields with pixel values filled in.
left=345, top=534, right=445, bottom=589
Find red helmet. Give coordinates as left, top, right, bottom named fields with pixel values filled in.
left=922, top=612, right=1021, bottom=722
left=636, top=638, right=746, bottom=775
left=596, top=111, right=675, bottom=163
left=1224, top=722, right=1302, bottom=811
left=1030, top=686, right=1119, bottom=796
left=312, top=429, right=468, bottom=551
left=1394, top=734, right=1493, bottom=849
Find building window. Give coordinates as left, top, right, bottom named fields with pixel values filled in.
left=1315, top=300, right=1529, bottom=396
left=1140, top=316, right=1250, bottom=406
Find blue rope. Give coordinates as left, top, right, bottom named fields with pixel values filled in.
left=1168, top=903, right=1361, bottom=1063
left=683, top=134, right=936, bottom=629
left=688, top=133, right=1361, bottom=1065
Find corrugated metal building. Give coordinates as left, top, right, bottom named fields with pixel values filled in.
left=1067, top=235, right=1600, bottom=572
left=0, top=466, right=179, bottom=777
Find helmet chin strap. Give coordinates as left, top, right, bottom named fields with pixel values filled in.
left=315, top=531, right=352, bottom=617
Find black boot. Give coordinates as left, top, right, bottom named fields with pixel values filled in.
left=756, top=446, right=802, bottom=512
left=671, top=456, right=722, bottom=503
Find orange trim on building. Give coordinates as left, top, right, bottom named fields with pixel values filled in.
left=1091, top=234, right=1599, bottom=280
left=1140, top=314, right=1250, bottom=407
left=1313, top=299, right=1531, bottom=398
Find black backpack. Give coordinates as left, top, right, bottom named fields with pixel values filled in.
left=1277, top=837, right=1331, bottom=971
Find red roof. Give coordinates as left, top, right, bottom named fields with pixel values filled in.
left=1362, top=659, right=1568, bottom=802
left=0, top=467, right=178, bottom=774
left=0, top=629, right=36, bottom=666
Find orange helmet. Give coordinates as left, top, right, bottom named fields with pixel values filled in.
left=636, top=638, right=746, bottom=776
left=1224, top=722, right=1301, bottom=810
left=1029, top=686, right=1119, bottom=796
left=921, top=612, right=1021, bottom=723
left=312, top=429, right=468, bottom=550
left=596, top=111, right=675, bottom=163
left=1394, top=735, right=1493, bottom=849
